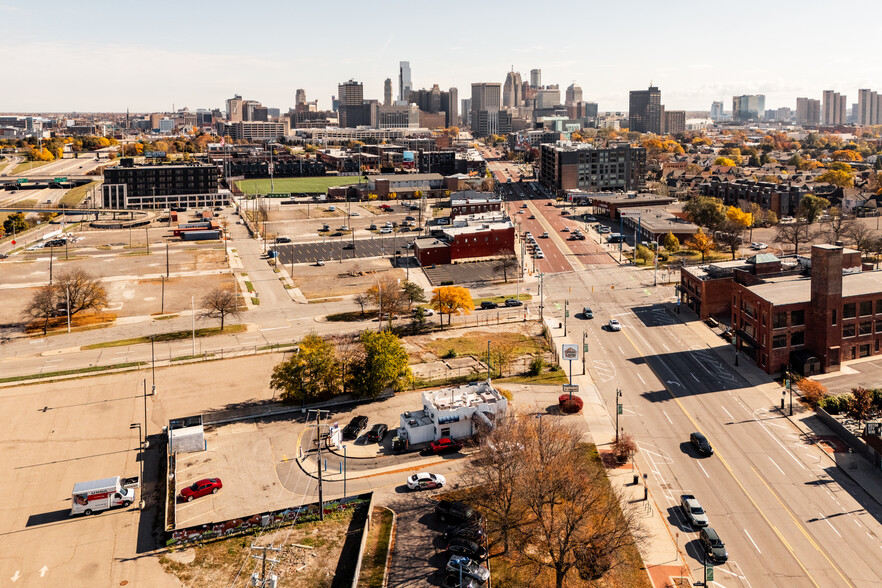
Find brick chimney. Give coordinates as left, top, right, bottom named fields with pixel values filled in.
left=808, top=244, right=843, bottom=372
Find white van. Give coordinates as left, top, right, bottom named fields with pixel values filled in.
left=70, top=476, right=139, bottom=516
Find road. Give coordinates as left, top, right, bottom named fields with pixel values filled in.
left=544, top=264, right=882, bottom=587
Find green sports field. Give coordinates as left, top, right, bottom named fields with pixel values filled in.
left=235, top=176, right=362, bottom=195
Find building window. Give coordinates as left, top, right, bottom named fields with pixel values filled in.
left=772, top=335, right=787, bottom=349
left=791, top=331, right=805, bottom=346
left=743, top=322, right=755, bottom=338
left=772, top=312, right=787, bottom=329
left=877, top=299, right=882, bottom=314
left=742, top=301, right=756, bottom=319
left=843, top=303, right=856, bottom=319
left=832, top=309, right=837, bottom=325
left=791, top=310, right=805, bottom=326
left=861, top=322, right=873, bottom=336
left=861, top=301, right=873, bottom=316
left=876, top=321, right=882, bottom=333
left=843, top=324, right=856, bottom=338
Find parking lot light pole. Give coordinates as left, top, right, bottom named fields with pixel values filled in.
left=343, top=445, right=347, bottom=498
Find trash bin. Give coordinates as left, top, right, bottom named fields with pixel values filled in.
left=633, top=474, right=639, bottom=485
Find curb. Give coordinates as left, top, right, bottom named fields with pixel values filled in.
left=381, top=506, right=397, bottom=588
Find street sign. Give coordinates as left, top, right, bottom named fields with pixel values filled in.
left=617, top=403, right=623, bottom=415
left=705, top=565, right=713, bottom=582
left=565, top=310, right=569, bottom=318
left=561, top=344, right=579, bottom=361
left=583, top=343, right=589, bottom=353
left=54, top=177, right=68, bottom=183
left=562, top=384, right=579, bottom=394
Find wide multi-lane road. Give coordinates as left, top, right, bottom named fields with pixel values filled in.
left=546, top=264, right=882, bottom=587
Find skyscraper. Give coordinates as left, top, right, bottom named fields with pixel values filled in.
left=732, top=95, right=765, bottom=122
left=295, top=89, right=306, bottom=106
left=384, top=78, right=392, bottom=106
left=399, top=61, right=412, bottom=103
left=503, top=70, right=522, bottom=108
left=338, top=79, right=368, bottom=127
left=471, top=83, right=502, bottom=137
left=796, top=97, right=821, bottom=126
left=629, top=85, right=662, bottom=134
left=530, top=69, right=541, bottom=88
left=822, top=90, right=846, bottom=125
left=565, top=83, right=583, bottom=105
left=226, top=94, right=243, bottom=122
left=710, top=101, right=725, bottom=121
left=857, top=89, right=879, bottom=126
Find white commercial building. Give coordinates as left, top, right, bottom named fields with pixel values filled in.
left=398, top=381, right=508, bottom=445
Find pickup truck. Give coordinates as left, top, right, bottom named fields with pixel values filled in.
left=680, top=494, right=709, bottom=527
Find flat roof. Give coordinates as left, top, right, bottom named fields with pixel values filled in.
left=588, top=193, right=676, bottom=204
left=745, top=270, right=882, bottom=306
left=373, top=173, right=444, bottom=182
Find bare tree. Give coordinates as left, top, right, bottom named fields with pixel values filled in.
left=847, top=222, right=875, bottom=257
left=200, top=287, right=240, bottom=330
left=821, top=208, right=856, bottom=244
left=492, top=340, right=519, bottom=377
left=493, top=251, right=520, bottom=283
left=774, top=222, right=813, bottom=254
left=367, top=275, right=406, bottom=325
left=328, top=333, right=364, bottom=394
left=54, top=267, right=108, bottom=317
left=714, top=220, right=745, bottom=260
left=353, top=292, right=370, bottom=315
left=22, top=285, right=57, bottom=334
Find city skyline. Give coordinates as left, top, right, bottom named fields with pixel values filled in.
left=2, top=0, right=882, bottom=113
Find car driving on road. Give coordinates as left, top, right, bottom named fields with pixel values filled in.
left=406, top=472, right=446, bottom=491
left=608, top=319, right=621, bottom=331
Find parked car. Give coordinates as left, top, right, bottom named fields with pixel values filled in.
left=435, top=500, right=482, bottom=524
left=447, top=538, right=487, bottom=561
left=350, top=211, right=360, bottom=216
left=607, top=318, right=621, bottom=331
left=343, top=243, right=355, bottom=249
left=413, top=307, right=435, bottom=316
left=366, top=423, right=388, bottom=443
left=528, top=215, right=535, bottom=219
left=316, top=259, right=325, bottom=266
left=699, top=527, right=728, bottom=563
left=751, top=242, right=768, bottom=250
left=380, top=227, right=392, bottom=234
left=583, top=307, right=594, bottom=319
left=274, top=237, right=291, bottom=243
left=584, top=215, right=596, bottom=221
left=369, top=224, right=378, bottom=230
left=443, top=523, right=486, bottom=543
left=405, top=215, right=416, bottom=220
left=680, top=494, right=709, bottom=527
left=480, top=301, right=498, bottom=310
left=180, top=478, right=222, bottom=501
left=780, top=216, right=795, bottom=224
left=690, top=432, right=713, bottom=456
left=504, top=299, right=523, bottom=307
left=430, top=437, right=464, bottom=454
left=342, top=416, right=369, bottom=440
left=445, top=555, right=491, bottom=583
left=406, top=472, right=446, bottom=491
left=440, top=574, right=478, bottom=588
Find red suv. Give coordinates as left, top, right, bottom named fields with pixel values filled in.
left=430, top=438, right=464, bottom=454
left=181, top=478, right=223, bottom=501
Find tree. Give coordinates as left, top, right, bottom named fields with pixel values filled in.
left=774, top=221, right=812, bottom=254
left=685, top=229, right=715, bottom=263
left=832, top=149, right=862, bottom=162
left=849, top=387, right=874, bottom=420
left=54, top=267, right=107, bottom=317
left=349, top=330, right=411, bottom=398
left=715, top=220, right=745, bottom=260
left=798, top=378, right=828, bottom=407
left=634, top=244, right=653, bottom=264
left=430, top=286, right=474, bottom=327
left=366, top=276, right=406, bottom=324
left=798, top=194, right=831, bottom=224
left=713, top=157, right=736, bottom=167
left=612, top=432, right=638, bottom=464
left=3, top=212, right=27, bottom=236
left=200, top=287, right=240, bottom=330
left=353, top=292, right=370, bottom=315
left=815, top=169, right=854, bottom=188
left=821, top=208, right=855, bottom=244
left=683, top=196, right=726, bottom=232
left=401, top=280, right=426, bottom=309
left=22, top=285, right=57, bottom=334
left=726, top=206, right=753, bottom=231
left=847, top=222, right=876, bottom=256
left=662, top=232, right=680, bottom=253
left=410, top=306, right=428, bottom=334
left=493, top=251, right=519, bottom=283
left=270, top=333, right=341, bottom=404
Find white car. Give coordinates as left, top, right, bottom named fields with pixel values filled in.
left=751, top=242, right=768, bottom=250
left=350, top=211, right=360, bottom=216
left=780, top=216, right=795, bottom=224
left=406, top=472, right=446, bottom=491
left=380, top=227, right=392, bottom=234
left=608, top=319, right=622, bottom=331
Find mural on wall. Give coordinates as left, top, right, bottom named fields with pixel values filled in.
left=168, top=494, right=369, bottom=547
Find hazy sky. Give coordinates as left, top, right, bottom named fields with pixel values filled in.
left=3, top=0, right=882, bottom=114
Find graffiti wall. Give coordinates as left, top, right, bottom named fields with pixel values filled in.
left=167, top=493, right=370, bottom=547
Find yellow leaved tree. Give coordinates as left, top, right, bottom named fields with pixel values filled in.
left=686, top=229, right=715, bottom=263
left=430, top=286, right=474, bottom=328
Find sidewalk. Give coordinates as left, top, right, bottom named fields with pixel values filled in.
left=541, top=315, right=693, bottom=587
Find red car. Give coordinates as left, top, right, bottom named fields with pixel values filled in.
left=181, top=478, right=223, bottom=501
left=430, top=438, right=464, bottom=454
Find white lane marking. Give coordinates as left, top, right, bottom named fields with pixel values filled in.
left=768, top=456, right=785, bottom=476
left=819, top=514, right=841, bottom=537
left=697, top=461, right=709, bottom=478
left=40, top=566, right=48, bottom=578
left=636, top=373, right=645, bottom=385
left=662, top=410, right=673, bottom=424
left=721, top=406, right=734, bottom=421
left=617, top=345, right=624, bottom=355
left=744, top=528, right=761, bottom=553
left=662, top=343, right=670, bottom=352
left=691, top=373, right=700, bottom=382
left=260, top=326, right=290, bottom=331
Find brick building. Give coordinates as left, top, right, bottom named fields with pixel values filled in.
left=450, top=193, right=502, bottom=218
left=414, top=216, right=515, bottom=266
left=682, top=245, right=882, bottom=375
left=699, top=179, right=808, bottom=219
left=539, top=142, right=646, bottom=195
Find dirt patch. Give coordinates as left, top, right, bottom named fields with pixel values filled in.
left=418, top=324, right=548, bottom=359
left=291, top=258, right=405, bottom=299
left=159, top=509, right=355, bottom=588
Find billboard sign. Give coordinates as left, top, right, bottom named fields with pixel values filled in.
left=562, top=344, right=579, bottom=361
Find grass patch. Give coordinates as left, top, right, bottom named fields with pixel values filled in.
left=244, top=280, right=255, bottom=292
left=171, top=353, right=216, bottom=362
left=412, top=373, right=477, bottom=390
left=425, top=330, right=546, bottom=359
left=11, top=160, right=51, bottom=174
left=0, top=362, right=146, bottom=384
left=60, top=180, right=99, bottom=207
left=251, top=296, right=260, bottom=305
left=326, top=309, right=375, bottom=322
left=152, top=314, right=180, bottom=320
left=236, top=176, right=360, bottom=195
left=357, top=507, right=394, bottom=588
left=474, top=294, right=533, bottom=305
left=16, top=199, right=37, bottom=208
left=497, top=368, right=570, bottom=385
left=81, top=324, right=247, bottom=350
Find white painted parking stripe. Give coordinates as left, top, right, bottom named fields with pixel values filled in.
left=744, top=528, right=761, bottom=553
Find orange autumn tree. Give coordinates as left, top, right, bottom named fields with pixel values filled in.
left=686, top=229, right=715, bottom=263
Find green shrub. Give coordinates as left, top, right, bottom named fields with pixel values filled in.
left=529, top=356, right=545, bottom=376
left=442, top=349, right=457, bottom=359
left=549, top=364, right=561, bottom=372
left=819, top=393, right=852, bottom=415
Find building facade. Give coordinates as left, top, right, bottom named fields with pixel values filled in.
left=102, top=159, right=221, bottom=209
left=664, top=110, right=686, bottom=134
left=732, top=95, right=765, bottom=122
left=796, top=97, right=821, bottom=126
left=822, top=90, right=847, bottom=126
left=858, top=89, right=880, bottom=126
left=629, top=86, right=662, bottom=134
left=539, top=142, right=647, bottom=194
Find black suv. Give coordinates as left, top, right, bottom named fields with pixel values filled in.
left=342, top=416, right=369, bottom=440
left=699, top=527, right=728, bottom=563
left=480, top=301, right=498, bottom=310
left=443, top=523, right=486, bottom=543
left=504, top=299, right=523, bottom=307
left=366, top=423, right=388, bottom=443
left=690, top=432, right=714, bottom=456
left=435, top=500, right=482, bottom=524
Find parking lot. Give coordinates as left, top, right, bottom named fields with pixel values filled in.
left=273, top=235, right=414, bottom=265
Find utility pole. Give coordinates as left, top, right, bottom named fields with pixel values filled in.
left=564, top=300, right=568, bottom=336
left=487, top=340, right=492, bottom=380
left=145, top=227, right=150, bottom=254
left=249, top=544, right=280, bottom=587
left=308, top=409, right=330, bottom=520
left=582, top=331, right=587, bottom=375
left=49, top=245, right=53, bottom=284
left=161, top=276, right=165, bottom=314
left=538, top=273, right=544, bottom=322
left=165, top=240, right=169, bottom=278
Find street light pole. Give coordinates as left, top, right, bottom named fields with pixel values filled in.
left=487, top=340, right=491, bottom=380
left=615, top=389, right=622, bottom=444
left=564, top=300, right=568, bottom=336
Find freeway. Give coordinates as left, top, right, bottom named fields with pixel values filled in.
left=545, top=265, right=882, bottom=587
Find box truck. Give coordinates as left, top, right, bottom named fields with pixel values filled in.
left=70, top=476, right=139, bottom=516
